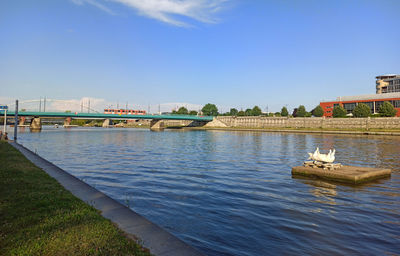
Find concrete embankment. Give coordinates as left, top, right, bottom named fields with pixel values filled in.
left=10, top=142, right=204, bottom=256
left=197, top=116, right=400, bottom=136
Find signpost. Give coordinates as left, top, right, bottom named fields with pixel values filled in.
left=0, top=105, right=8, bottom=134
left=14, top=100, right=18, bottom=141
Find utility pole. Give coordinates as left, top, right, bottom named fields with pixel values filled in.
left=14, top=100, right=18, bottom=142
left=39, top=97, right=42, bottom=112
left=81, top=101, right=83, bottom=112
left=3, top=107, right=7, bottom=134
left=44, top=97, right=46, bottom=112
left=158, top=104, right=161, bottom=115
left=88, top=99, right=90, bottom=113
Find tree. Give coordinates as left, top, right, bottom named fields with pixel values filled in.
left=313, top=105, right=324, bottom=117
left=189, top=110, right=198, bottom=115
left=274, top=112, right=281, bottom=117
left=296, top=105, right=307, bottom=117
left=201, top=103, right=218, bottom=116
left=229, top=108, right=238, bottom=116
left=237, top=110, right=245, bottom=116
left=353, top=103, right=371, bottom=117
left=245, top=108, right=253, bottom=116
left=176, top=106, right=188, bottom=115
left=281, top=106, right=288, bottom=117
left=379, top=101, right=397, bottom=117
left=333, top=105, right=347, bottom=118
left=252, top=106, right=262, bottom=116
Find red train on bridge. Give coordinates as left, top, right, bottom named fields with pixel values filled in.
left=104, top=108, right=146, bottom=115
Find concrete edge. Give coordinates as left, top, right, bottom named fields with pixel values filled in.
left=189, top=127, right=400, bottom=136
left=9, top=142, right=204, bottom=256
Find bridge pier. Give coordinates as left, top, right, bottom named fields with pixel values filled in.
left=150, top=119, right=164, bottom=131
left=18, top=116, right=26, bottom=126
left=30, top=117, right=42, bottom=132
left=102, top=119, right=113, bottom=128
left=64, top=117, right=72, bottom=127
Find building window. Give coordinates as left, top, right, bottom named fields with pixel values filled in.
left=343, top=103, right=356, bottom=113
left=391, top=100, right=400, bottom=108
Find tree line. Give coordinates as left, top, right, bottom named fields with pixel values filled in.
left=172, top=101, right=397, bottom=118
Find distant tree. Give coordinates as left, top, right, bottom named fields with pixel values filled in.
left=245, top=108, right=253, bottom=116
left=176, top=106, right=188, bottom=115
left=353, top=103, right=371, bottom=117
left=281, top=106, right=288, bottom=117
left=274, top=112, right=281, bottom=117
left=379, top=101, right=397, bottom=117
left=237, top=110, right=245, bottom=116
left=313, top=105, right=324, bottom=117
left=296, top=105, right=307, bottom=117
left=189, top=110, right=198, bottom=115
left=201, top=103, right=218, bottom=116
left=252, top=106, right=262, bottom=116
left=333, top=105, right=347, bottom=118
left=21, top=108, right=26, bottom=112
left=65, top=110, right=71, bottom=113
left=229, top=108, right=238, bottom=116
left=292, top=108, right=298, bottom=117
left=305, top=112, right=312, bottom=117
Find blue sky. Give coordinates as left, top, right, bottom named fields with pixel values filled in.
left=0, top=0, right=399, bottom=113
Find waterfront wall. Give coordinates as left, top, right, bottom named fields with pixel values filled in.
left=215, top=116, right=400, bottom=130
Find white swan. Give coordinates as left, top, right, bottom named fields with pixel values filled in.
left=308, top=148, right=335, bottom=163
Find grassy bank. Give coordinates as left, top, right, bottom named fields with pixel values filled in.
left=0, top=142, right=151, bottom=256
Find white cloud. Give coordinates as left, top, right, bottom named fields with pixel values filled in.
left=71, top=0, right=115, bottom=15
left=71, top=0, right=229, bottom=26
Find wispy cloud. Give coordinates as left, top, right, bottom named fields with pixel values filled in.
left=71, top=0, right=229, bottom=27
left=71, top=0, right=115, bottom=15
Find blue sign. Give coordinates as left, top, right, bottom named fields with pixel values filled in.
left=0, top=105, right=8, bottom=110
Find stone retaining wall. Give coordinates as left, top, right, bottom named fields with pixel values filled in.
left=215, top=116, right=400, bottom=130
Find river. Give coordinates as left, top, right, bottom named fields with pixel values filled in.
left=10, top=127, right=400, bottom=255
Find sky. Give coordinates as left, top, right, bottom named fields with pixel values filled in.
left=0, top=0, right=399, bottom=113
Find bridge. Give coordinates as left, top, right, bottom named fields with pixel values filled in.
left=0, top=110, right=213, bottom=131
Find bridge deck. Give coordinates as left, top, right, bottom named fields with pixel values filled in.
left=0, top=111, right=213, bottom=121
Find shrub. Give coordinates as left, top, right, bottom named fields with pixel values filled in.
left=296, top=105, right=307, bottom=117
left=379, top=101, right=397, bottom=117
left=281, top=107, right=288, bottom=117
left=332, top=105, right=347, bottom=118
left=313, top=105, right=324, bottom=117
left=352, top=103, right=371, bottom=117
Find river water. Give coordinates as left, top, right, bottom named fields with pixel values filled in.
left=11, top=127, right=400, bottom=255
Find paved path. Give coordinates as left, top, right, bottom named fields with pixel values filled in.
left=10, top=142, right=204, bottom=256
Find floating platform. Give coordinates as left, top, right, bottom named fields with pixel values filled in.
left=292, top=165, right=391, bottom=184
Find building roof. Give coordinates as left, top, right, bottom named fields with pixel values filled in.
left=376, top=74, right=400, bottom=80
left=321, top=92, right=400, bottom=103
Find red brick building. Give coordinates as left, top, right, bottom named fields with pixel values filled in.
left=320, top=92, right=400, bottom=117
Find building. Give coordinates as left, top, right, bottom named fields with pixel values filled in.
left=376, top=74, right=400, bottom=94
left=320, top=74, right=400, bottom=117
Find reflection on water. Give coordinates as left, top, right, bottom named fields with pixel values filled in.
left=11, top=127, right=400, bottom=256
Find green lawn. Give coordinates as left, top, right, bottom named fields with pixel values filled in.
left=0, top=142, right=151, bottom=256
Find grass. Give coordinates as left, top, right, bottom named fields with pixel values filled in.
left=0, top=142, right=152, bottom=256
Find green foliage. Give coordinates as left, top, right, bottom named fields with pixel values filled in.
left=237, top=110, right=245, bottom=116
left=252, top=106, right=262, bottom=116
left=274, top=112, right=281, bottom=117
left=379, top=101, right=397, bottom=117
left=245, top=108, right=253, bottom=116
left=305, top=112, right=312, bottom=117
left=176, top=106, right=188, bottom=115
left=65, top=110, right=71, bottom=113
left=313, top=105, right=324, bottom=117
left=281, top=106, right=288, bottom=117
left=201, top=103, right=218, bottom=116
left=229, top=108, right=238, bottom=116
left=21, top=109, right=26, bottom=112
left=0, top=142, right=150, bottom=256
left=268, top=113, right=274, bottom=117
left=353, top=103, right=371, bottom=117
left=296, top=105, right=307, bottom=117
left=189, top=110, right=198, bottom=115
left=333, top=105, right=347, bottom=117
